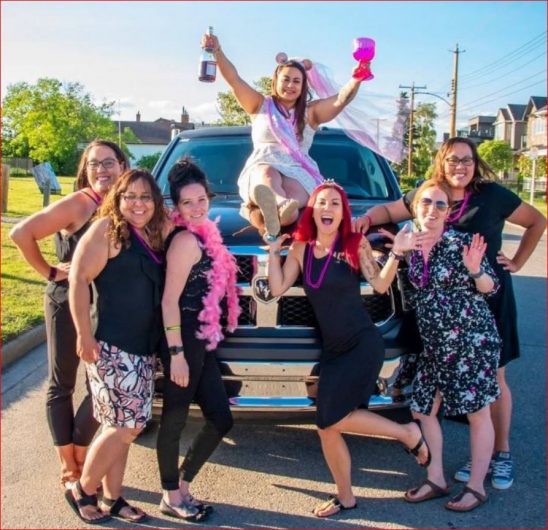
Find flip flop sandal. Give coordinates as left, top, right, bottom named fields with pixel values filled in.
left=101, top=496, right=148, bottom=522
left=404, top=419, right=432, bottom=467
left=254, top=184, right=280, bottom=241
left=445, top=486, right=488, bottom=512
left=278, top=198, right=299, bottom=226
left=313, top=495, right=358, bottom=518
left=64, top=481, right=111, bottom=525
left=404, top=479, right=450, bottom=503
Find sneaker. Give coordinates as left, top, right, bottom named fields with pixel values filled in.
left=454, top=458, right=494, bottom=483
left=491, top=451, right=514, bottom=490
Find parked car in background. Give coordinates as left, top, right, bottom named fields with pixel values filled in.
left=153, top=126, right=414, bottom=419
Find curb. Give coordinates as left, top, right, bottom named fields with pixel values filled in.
left=1, top=325, right=46, bottom=367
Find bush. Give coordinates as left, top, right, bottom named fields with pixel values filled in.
left=136, top=152, right=162, bottom=171
left=399, top=174, right=422, bottom=193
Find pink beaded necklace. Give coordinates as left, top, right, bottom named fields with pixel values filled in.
left=304, top=235, right=339, bottom=289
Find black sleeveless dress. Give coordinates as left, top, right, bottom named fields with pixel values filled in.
left=303, top=243, right=385, bottom=428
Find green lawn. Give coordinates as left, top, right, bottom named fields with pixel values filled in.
left=2, top=176, right=75, bottom=344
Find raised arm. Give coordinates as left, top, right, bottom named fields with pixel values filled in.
left=202, top=33, right=264, bottom=115
left=161, top=231, right=201, bottom=388
left=68, top=219, right=110, bottom=362
left=498, top=201, right=546, bottom=272
left=267, top=235, right=302, bottom=297
left=307, top=74, right=362, bottom=129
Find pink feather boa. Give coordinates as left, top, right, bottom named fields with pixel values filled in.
left=171, top=212, right=241, bottom=351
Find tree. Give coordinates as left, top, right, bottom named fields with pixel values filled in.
left=412, top=102, right=438, bottom=178
left=478, top=140, right=513, bottom=175
left=216, top=76, right=272, bottom=125
left=136, top=152, right=162, bottom=171
left=2, top=78, right=118, bottom=174
left=517, top=153, right=546, bottom=179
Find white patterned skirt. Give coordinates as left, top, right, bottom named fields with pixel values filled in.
left=85, top=341, right=155, bottom=429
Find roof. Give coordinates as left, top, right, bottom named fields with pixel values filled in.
left=530, top=96, right=547, bottom=110
left=119, top=118, right=194, bottom=144
left=506, top=104, right=527, bottom=121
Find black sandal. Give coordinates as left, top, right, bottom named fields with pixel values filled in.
left=101, top=496, right=148, bottom=522
left=184, top=493, right=213, bottom=514
left=404, top=419, right=432, bottom=468
left=64, top=481, right=111, bottom=525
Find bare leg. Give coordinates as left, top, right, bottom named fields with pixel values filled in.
left=249, top=166, right=287, bottom=205
left=281, top=176, right=309, bottom=208
left=57, top=444, right=80, bottom=486
left=406, top=392, right=448, bottom=500
left=491, top=366, right=511, bottom=452
left=446, top=405, right=493, bottom=510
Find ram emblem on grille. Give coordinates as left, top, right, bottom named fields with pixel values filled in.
left=252, top=277, right=279, bottom=304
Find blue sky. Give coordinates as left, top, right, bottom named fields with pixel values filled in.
left=2, top=1, right=546, bottom=139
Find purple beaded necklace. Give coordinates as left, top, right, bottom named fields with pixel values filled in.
left=304, top=235, right=339, bottom=289
left=446, top=190, right=471, bottom=224
left=129, top=224, right=164, bottom=265
left=409, top=251, right=430, bottom=288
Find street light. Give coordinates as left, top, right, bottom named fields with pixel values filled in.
left=416, top=91, right=455, bottom=137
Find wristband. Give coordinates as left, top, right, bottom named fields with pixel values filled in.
left=363, top=214, right=373, bottom=226
left=48, top=266, right=57, bottom=282
left=389, top=251, right=404, bottom=262
left=164, top=324, right=181, bottom=332
left=270, top=250, right=281, bottom=256
left=168, top=345, right=184, bottom=356
left=469, top=268, right=484, bottom=279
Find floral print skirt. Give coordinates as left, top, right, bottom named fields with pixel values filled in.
left=86, top=341, right=155, bottom=429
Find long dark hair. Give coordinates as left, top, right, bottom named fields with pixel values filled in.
left=271, top=60, right=311, bottom=141
left=431, top=137, right=496, bottom=193
left=99, top=169, right=165, bottom=251
left=75, top=139, right=129, bottom=190
left=293, top=182, right=361, bottom=270
left=167, top=157, right=213, bottom=205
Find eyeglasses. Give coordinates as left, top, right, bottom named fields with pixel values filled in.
left=419, top=197, right=449, bottom=212
left=445, top=156, right=474, bottom=167
left=87, top=158, right=119, bottom=170
left=121, top=194, right=154, bottom=204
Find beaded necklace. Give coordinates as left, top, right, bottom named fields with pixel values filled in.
left=304, top=235, right=339, bottom=289
left=446, top=190, right=471, bottom=224
left=129, top=224, right=164, bottom=265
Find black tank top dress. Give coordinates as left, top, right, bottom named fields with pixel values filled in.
left=303, top=243, right=385, bottom=428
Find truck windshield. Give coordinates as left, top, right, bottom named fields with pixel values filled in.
left=157, top=133, right=396, bottom=200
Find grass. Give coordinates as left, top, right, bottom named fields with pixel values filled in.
left=1, top=176, right=75, bottom=344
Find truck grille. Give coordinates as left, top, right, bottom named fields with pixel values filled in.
left=231, top=250, right=396, bottom=329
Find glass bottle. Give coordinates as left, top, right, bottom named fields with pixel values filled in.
left=199, top=26, right=216, bottom=83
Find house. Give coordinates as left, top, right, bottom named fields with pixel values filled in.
left=449, top=116, right=496, bottom=146
left=116, top=107, right=195, bottom=163
left=493, top=104, right=527, bottom=151
left=522, top=96, right=547, bottom=158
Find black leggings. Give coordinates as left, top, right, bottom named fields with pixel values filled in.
left=156, top=330, right=233, bottom=490
left=44, top=282, right=99, bottom=447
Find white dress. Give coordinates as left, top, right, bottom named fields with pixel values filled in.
left=237, top=99, right=320, bottom=208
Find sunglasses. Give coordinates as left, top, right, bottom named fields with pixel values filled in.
left=419, top=197, right=449, bottom=212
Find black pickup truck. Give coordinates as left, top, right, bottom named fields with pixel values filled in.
left=152, top=126, right=414, bottom=418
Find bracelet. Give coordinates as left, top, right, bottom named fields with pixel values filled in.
left=168, top=345, right=184, bottom=356
left=469, top=268, right=484, bottom=279
left=389, top=250, right=405, bottom=262
left=363, top=213, right=373, bottom=226
left=270, top=250, right=281, bottom=256
left=48, top=266, right=57, bottom=282
left=164, top=324, right=181, bottom=332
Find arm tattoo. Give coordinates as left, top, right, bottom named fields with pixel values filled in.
left=359, top=239, right=380, bottom=281
left=335, top=80, right=359, bottom=108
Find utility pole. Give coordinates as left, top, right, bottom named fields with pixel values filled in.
left=448, top=44, right=465, bottom=138
left=399, top=83, right=426, bottom=177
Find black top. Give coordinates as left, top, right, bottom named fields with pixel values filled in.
left=94, top=231, right=164, bottom=356
left=54, top=190, right=101, bottom=263
left=302, top=241, right=373, bottom=354
left=404, top=182, right=521, bottom=271
left=164, top=227, right=213, bottom=320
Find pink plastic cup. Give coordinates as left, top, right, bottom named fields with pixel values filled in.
left=352, top=37, right=375, bottom=62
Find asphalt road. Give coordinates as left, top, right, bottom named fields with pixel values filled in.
left=2, top=223, right=545, bottom=529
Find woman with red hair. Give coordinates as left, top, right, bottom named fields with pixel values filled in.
left=267, top=182, right=434, bottom=518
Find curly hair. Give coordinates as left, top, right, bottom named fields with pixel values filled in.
left=98, top=169, right=165, bottom=251
left=431, top=137, right=497, bottom=193
left=75, top=139, right=130, bottom=190
left=293, top=182, right=361, bottom=270
left=271, top=60, right=312, bottom=141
